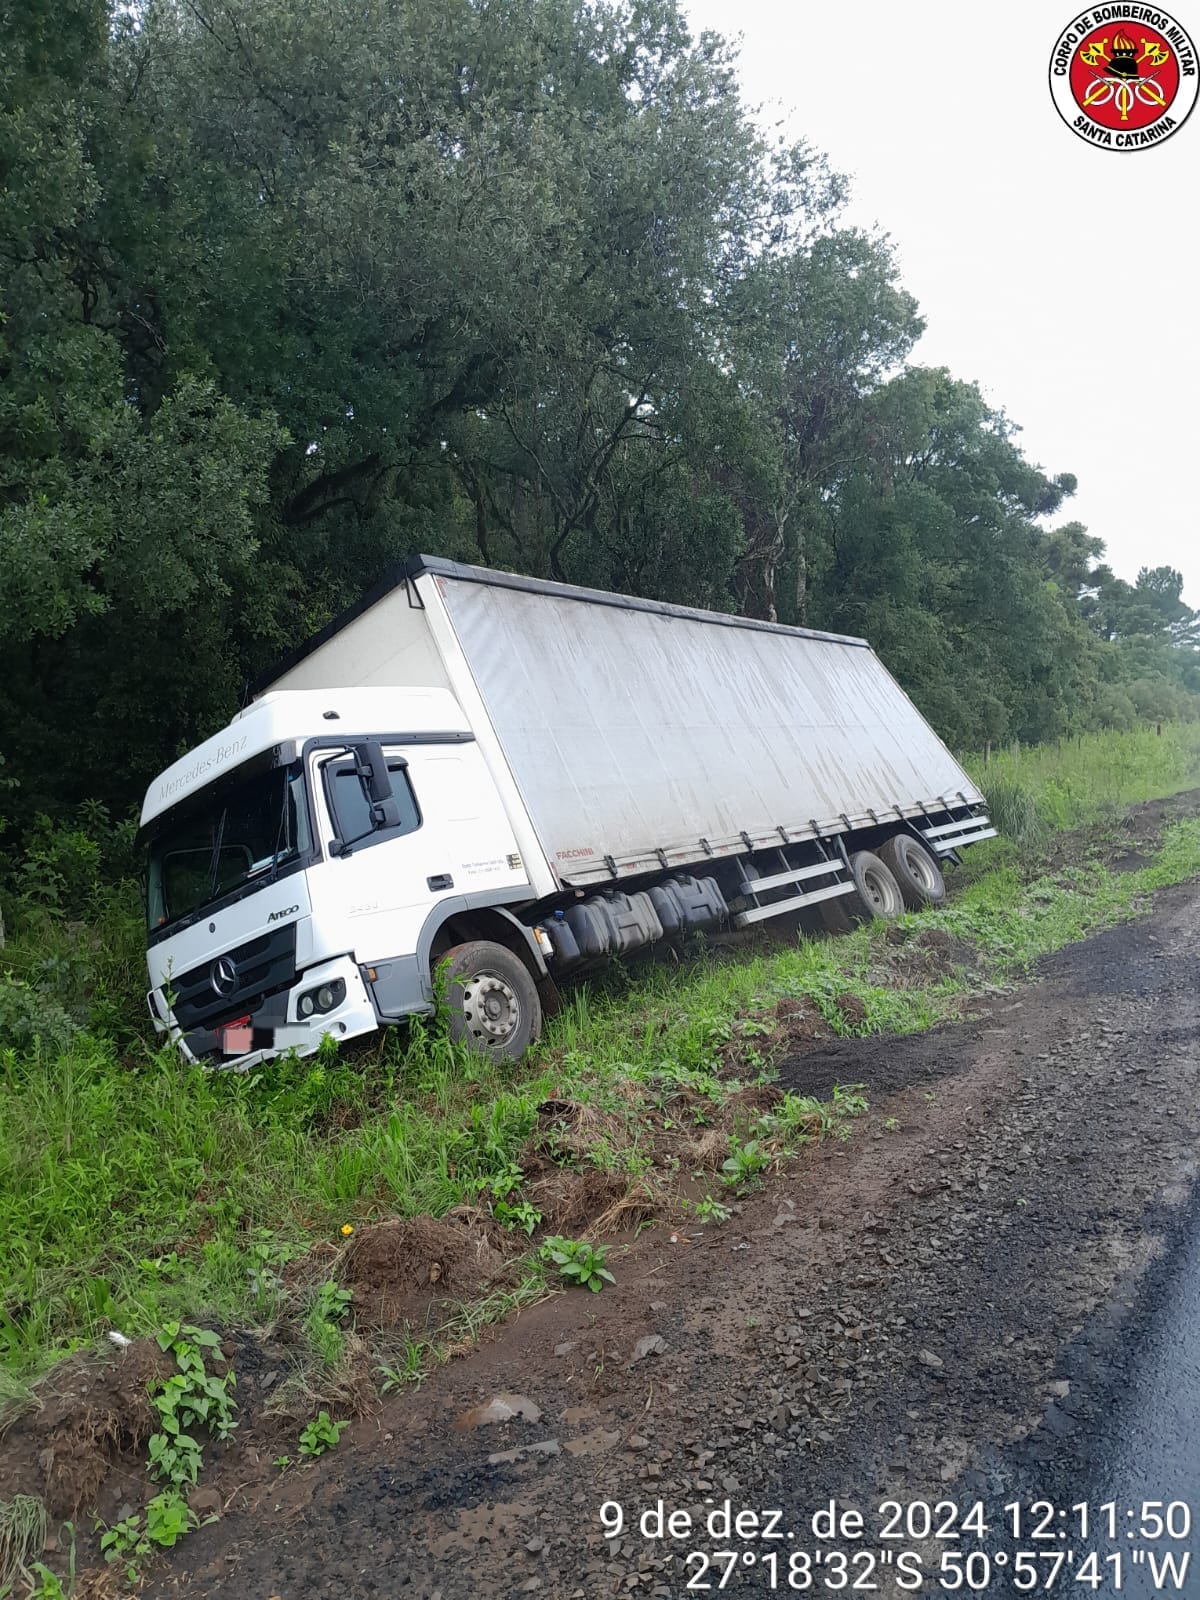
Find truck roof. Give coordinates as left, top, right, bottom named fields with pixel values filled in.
left=139, top=686, right=469, bottom=829
left=253, top=554, right=870, bottom=696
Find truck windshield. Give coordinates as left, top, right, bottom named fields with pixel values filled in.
left=146, top=761, right=311, bottom=931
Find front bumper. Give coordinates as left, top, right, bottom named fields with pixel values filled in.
left=150, top=954, right=380, bottom=1070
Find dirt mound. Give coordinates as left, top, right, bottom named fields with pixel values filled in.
left=830, top=992, right=868, bottom=1028
left=1110, top=849, right=1151, bottom=873
left=524, top=1097, right=628, bottom=1171
left=880, top=925, right=977, bottom=983
left=0, top=1339, right=172, bottom=1518
left=772, top=995, right=832, bottom=1047
left=342, top=1217, right=505, bottom=1329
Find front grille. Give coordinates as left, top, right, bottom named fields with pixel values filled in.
left=170, top=924, right=298, bottom=1030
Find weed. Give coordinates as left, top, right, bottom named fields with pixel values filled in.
left=436, top=1267, right=550, bottom=1356
left=26, top=1562, right=71, bottom=1600
left=376, top=1339, right=432, bottom=1393
left=20, top=1522, right=75, bottom=1600
left=492, top=1198, right=542, bottom=1235
left=540, top=1236, right=615, bottom=1293
left=246, top=1237, right=303, bottom=1308
left=301, top=1279, right=354, bottom=1372
left=980, top=775, right=1046, bottom=851
left=832, top=1083, right=868, bottom=1117
left=481, top=1163, right=524, bottom=1200
left=310, top=1281, right=352, bottom=1324
left=297, top=1411, right=350, bottom=1459
left=148, top=1324, right=237, bottom=1492
left=721, top=1137, right=771, bottom=1191
left=0, top=1369, right=40, bottom=1434
left=768, top=1093, right=833, bottom=1144
left=690, top=1194, right=732, bottom=1225
left=302, top=1316, right=344, bottom=1372
left=965, top=725, right=1200, bottom=846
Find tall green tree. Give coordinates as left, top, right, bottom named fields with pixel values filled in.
left=0, top=0, right=1194, bottom=836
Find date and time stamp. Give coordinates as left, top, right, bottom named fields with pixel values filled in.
left=598, top=1497, right=1195, bottom=1591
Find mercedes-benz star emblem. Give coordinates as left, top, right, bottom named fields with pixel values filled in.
left=210, top=955, right=238, bottom=996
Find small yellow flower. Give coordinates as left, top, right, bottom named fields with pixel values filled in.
left=340, top=1223, right=354, bottom=1237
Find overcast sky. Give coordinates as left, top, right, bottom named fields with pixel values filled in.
left=683, top=0, right=1199, bottom=598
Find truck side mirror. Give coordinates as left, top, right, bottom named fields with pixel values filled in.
left=352, top=740, right=394, bottom=805
left=353, top=740, right=409, bottom=827
left=330, top=743, right=405, bottom=855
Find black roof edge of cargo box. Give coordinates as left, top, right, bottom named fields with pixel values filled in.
left=250, top=554, right=871, bottom=697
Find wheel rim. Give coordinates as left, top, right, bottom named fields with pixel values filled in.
left=460, top=970, right=521, bottom=1046
left=905, top=844, right=938, bottom=893
left=862, top=867, right=892, bottom=913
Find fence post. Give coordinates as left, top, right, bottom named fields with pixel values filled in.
left=984, top=741, right=991, bottom=765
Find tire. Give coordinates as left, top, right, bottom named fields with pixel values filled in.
left=818, top=850, right=903, bottom=933
left=441, top=941, right=542, bottom=1060
left=848, top=850, right=905, bottom=919
left=877, top=833, right=946, bottom=910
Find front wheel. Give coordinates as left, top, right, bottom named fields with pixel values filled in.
left=441, top=941, right=542, bottom=1060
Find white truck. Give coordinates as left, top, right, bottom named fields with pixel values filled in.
left=138, top=557, right=994, bottom=1066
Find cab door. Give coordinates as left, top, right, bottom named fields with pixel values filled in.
left=308, top=741, right=528, bottom=970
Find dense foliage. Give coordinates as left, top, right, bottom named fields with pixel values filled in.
left=2, top=0, right=1197, bottom=840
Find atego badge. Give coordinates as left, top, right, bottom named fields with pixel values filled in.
left=1050, top=7, right=1199, bottom=148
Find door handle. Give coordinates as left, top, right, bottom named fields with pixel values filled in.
left=427, top=873, right=454, bottom=892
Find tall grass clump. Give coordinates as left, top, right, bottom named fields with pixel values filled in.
left=977, top=774, right=1046, bottom=851
left=966, top=723, right=1200, bottom=846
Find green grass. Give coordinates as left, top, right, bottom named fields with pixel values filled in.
left=965, top=723, right=1200, bottom=849
left=3, top=723, right=1200, bottom=1383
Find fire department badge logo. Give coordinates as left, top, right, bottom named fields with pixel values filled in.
left=1050, top=6, right=1199, bottom=148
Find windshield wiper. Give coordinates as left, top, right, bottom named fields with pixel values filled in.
left=269, top=774, right=293, bottom=883
left=207, top=807, right=230, bottom=899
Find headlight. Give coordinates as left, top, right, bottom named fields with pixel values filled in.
left=297, top=978, right=346, bottom=1019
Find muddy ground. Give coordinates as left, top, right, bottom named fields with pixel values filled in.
left=116, top=851, right=1197, bottom=1595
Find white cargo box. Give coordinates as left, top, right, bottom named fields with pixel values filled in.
left=262, top=558, right=985, bottom=892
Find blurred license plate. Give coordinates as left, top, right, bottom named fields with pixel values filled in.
left=216, top=1018, right=253, bottom=1055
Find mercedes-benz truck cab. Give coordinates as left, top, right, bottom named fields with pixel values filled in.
left=139, top=685, right=528, bottom=1068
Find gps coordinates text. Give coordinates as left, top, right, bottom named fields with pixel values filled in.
left=598, top=1497, right=1193, bottom=1591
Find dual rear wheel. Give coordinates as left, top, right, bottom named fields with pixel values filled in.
left=819, top=834, right=945, bottom=935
